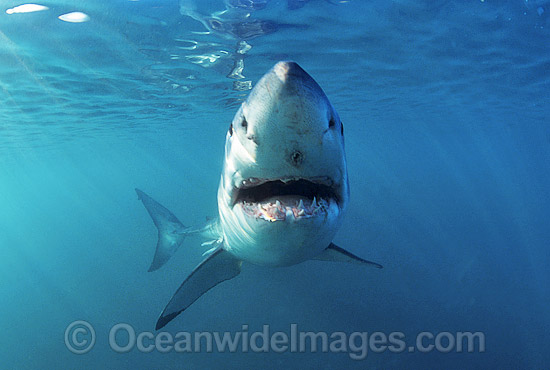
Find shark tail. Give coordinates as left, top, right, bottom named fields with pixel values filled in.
left=135, top=188, right=191, bottom=272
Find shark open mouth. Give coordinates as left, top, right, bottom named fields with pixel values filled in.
left=232, top=177, right=339, bottom=222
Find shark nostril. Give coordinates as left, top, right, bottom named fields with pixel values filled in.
left=290, top=150, right=303, bottom=166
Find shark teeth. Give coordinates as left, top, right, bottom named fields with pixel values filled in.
left=280, top=177, right=298, bottom=183
left=240, top=177, right=263, bottom=188
left=241, top=197, right=330, bottom=221
left=237, top=176, right=333, bottom=189
left=285, top=208, right=293, bottom=219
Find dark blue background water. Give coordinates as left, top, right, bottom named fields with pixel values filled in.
left=1, top=0, right=549, bottom=368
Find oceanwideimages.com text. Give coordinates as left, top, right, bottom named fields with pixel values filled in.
left=65, top=321, right=485, bottom=359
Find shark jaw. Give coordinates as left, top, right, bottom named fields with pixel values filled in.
left=219, top=172, right=346, bottom=266
left=231, top=176, right=341, bottom=222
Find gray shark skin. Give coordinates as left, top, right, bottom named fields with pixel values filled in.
left=136, top=61, right=381, bottom=330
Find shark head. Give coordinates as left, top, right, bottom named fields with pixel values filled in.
left=218, top=61, right=349, bottom=266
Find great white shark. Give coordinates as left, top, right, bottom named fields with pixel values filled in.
left=136, top=61, right=382, bottom=330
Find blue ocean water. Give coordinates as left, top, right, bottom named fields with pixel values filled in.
left=1, top=0, right=549, bottom=368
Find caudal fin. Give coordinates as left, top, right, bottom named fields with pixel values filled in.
left=136, top=189, right=187, bottom=272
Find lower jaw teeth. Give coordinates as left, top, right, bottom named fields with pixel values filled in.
left=242, top=198, right=329, bottom=221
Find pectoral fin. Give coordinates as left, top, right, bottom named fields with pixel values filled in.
left=314, top=243, right=383, bottom=269
left=156, top=247, right=242, bottom=330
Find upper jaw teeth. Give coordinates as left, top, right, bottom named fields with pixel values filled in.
left=240, top=177, right=263, bottom=188
left=238, top=176, right=333, bottom=189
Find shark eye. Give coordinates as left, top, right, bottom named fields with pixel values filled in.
left=329, top=118, right=336, bottom=128
left=229, top=116, right=247, bottom=137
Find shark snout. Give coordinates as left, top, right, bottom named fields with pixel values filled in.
left=273, top=61, right=311, bottom=85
